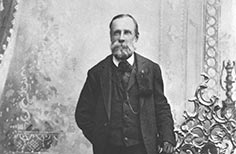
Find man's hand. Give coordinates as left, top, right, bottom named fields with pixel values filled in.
left=163, top=142, right=174, bottom=154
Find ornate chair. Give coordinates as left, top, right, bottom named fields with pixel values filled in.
left=175, top=61, right=236, bottom=154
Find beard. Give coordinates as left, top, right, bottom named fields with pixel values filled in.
left=110, top=41, right=135, bottom=60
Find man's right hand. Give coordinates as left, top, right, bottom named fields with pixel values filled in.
left=162, top=142, right=174, bottom=154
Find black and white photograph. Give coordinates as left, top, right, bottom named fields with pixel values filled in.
left=0, top=0, right=236, bottom=154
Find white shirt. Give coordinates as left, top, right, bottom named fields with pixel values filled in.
left=112, top=53, right=135, bottom=67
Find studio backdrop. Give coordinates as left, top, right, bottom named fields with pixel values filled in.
left=0, top=0, right=235, bottom=154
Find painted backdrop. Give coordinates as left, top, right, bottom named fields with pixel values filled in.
left=0, top=0, right=236, bottom=154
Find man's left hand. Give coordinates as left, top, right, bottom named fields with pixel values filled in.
left=163, top=142, right=174, bottom=154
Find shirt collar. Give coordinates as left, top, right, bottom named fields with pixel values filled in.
left=112, top=53, right=135, bottom=67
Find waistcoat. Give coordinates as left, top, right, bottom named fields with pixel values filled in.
left=109, top=62, right=143, bottom=146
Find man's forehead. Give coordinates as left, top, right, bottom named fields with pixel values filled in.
left=111, top=17, right=136, bottom=31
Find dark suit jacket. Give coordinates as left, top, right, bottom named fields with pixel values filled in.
left=75, top=53, right=176, bottom=154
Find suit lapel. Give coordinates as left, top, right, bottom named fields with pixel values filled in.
left=135, top=53, right=148, bottom=108
left=100, top=55, right=112, bottom=120
left=127, top=64, right=136, bottom=91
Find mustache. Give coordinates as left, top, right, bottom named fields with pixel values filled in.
left=110, top=41, right=131, bottom=51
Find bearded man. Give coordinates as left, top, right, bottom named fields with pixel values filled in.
left=75, top=14, right=176, bottom=154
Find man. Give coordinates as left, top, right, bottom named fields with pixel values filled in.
left=75, top=14, right=176, bottom=154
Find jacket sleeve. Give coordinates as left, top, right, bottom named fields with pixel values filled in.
left=75, top=69, right=98, bottom=143
left=153, top=64, right=176, bottom=146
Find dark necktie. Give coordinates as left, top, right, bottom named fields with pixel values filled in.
left=118, top=60, right=132, bottom=73
left=118, top=60, right=132, bottom=89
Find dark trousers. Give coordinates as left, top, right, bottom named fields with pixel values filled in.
left=104, top=143, right=147, bottom=154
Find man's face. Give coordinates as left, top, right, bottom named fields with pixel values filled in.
left=110, top=17, right=137, bottom=60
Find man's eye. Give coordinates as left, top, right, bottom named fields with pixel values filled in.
left=124, top=31, right=131, bottom=35
left=113, top=31, right=120, bottom=36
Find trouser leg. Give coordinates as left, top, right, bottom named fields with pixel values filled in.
left=104, top=143, right=147, bottom=154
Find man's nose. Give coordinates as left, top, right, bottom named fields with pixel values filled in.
left=118, top=32, right=125, bottom=43
left=118, top=39, right=125, bottom=44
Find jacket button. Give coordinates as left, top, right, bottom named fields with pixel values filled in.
left=104, top=123, right=108, bottom=126
left=124, top=137, right=128, bottom=141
